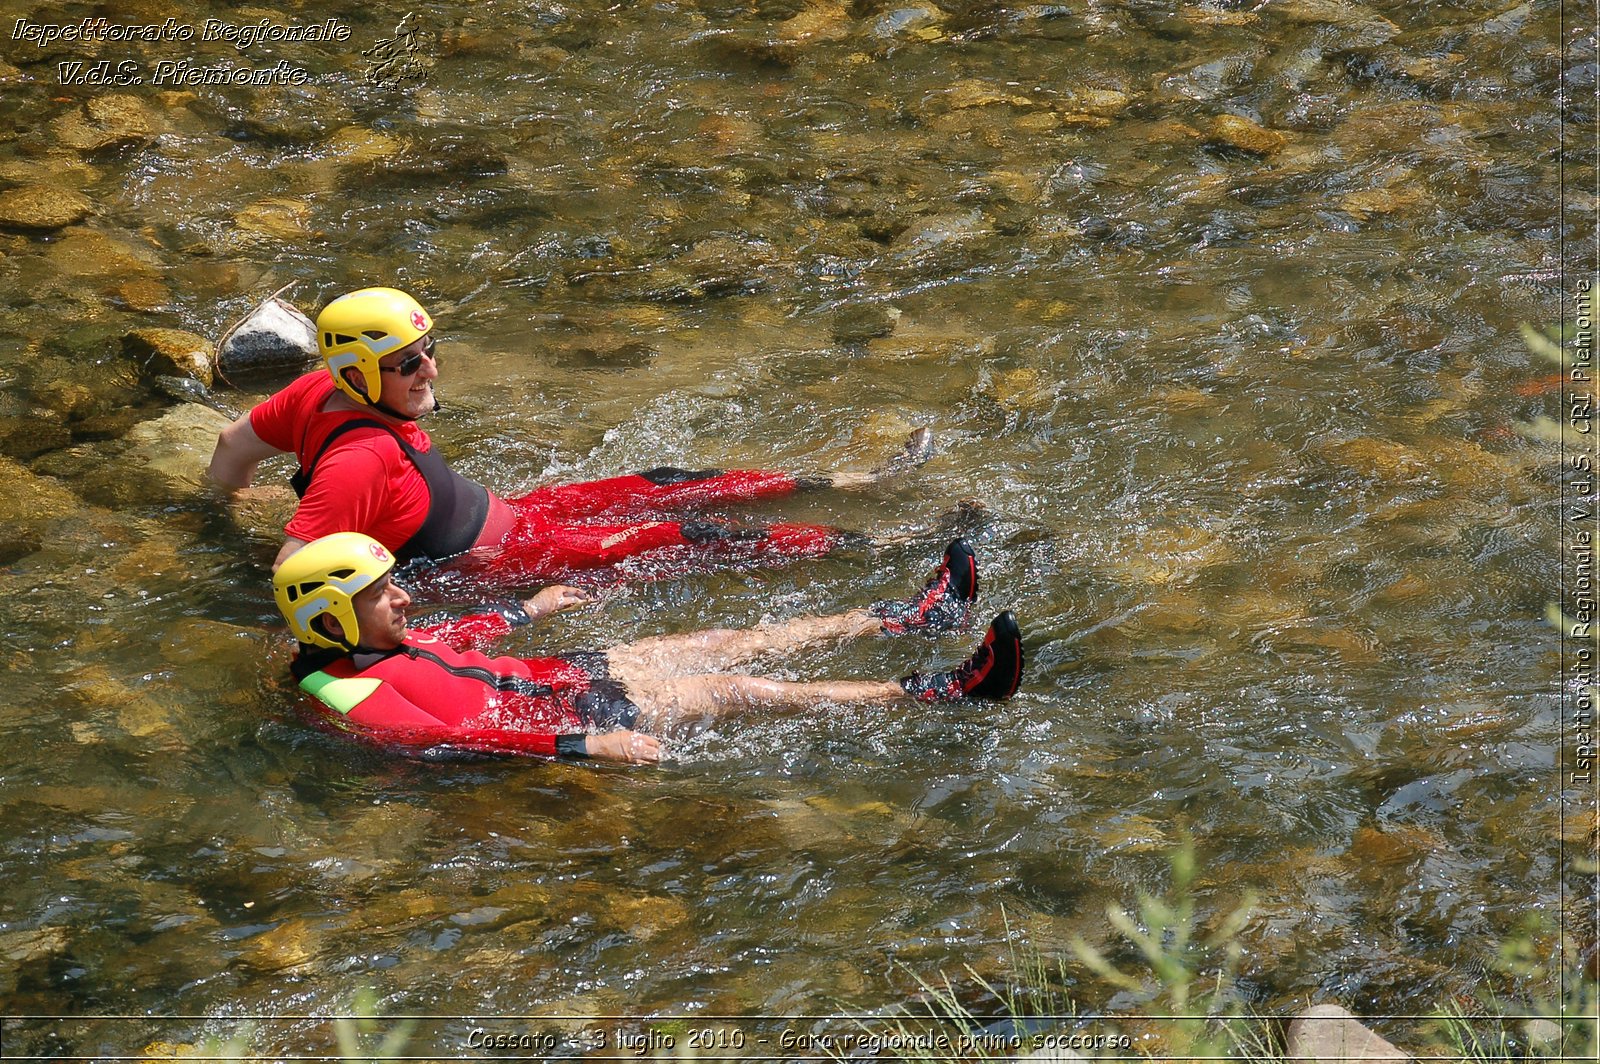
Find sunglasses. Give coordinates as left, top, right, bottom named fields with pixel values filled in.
left=379, top=335, right=437, bottom=376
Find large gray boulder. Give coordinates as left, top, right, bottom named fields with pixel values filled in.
left=217, top=292, right=318, bottom=379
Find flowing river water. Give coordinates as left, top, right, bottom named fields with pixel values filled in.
left=0, top=0, right=1586, bottom=1057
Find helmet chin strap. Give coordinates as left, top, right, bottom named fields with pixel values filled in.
left=373, top=398, right=440, bottom=419
left=344, top=369, right=437, bottom=420
left=324, top=623, right=388, bottom=658
left=312, top=616, right=361, bottom=653
left=370, top=397, right=417, bottom=420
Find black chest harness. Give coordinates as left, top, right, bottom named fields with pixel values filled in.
left=291, top=417, right=491, bottom=564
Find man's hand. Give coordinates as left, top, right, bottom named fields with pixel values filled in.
left=523, top=585, right=592, bottom=619
left=585, top=730, right=661, bottom=764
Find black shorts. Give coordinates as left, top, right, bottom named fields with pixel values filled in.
left=558, top=651, right=641, bottom=731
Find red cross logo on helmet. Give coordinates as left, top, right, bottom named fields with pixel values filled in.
left=411, top=310, right=428, bottom=331
left=370, top=542, right=390, bottom=562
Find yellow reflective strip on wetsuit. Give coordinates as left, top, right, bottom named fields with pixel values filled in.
left=299, top=671, right=383, bottom=715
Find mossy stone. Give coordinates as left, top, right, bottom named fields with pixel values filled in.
left=1209, top=114, right=1287, bottom=155
left=0, top=186, right=92, bottom=231
left=124, top=328, right=215, bottom=387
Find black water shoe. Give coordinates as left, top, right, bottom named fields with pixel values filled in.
left=872, top=538, right=978, bottom=634
left=900, top=611, right=1024, bottom=702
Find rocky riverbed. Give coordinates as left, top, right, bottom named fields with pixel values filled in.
left=0, top=0, right=1586, bottom=1057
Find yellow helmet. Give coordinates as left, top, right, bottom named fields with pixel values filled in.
left=315, top=287, right=433, bottom=407
left=273, top=532, right=396, bottom=649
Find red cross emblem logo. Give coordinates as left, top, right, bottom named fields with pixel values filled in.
left=369, top=542, right=390, bottom=563
left=411, top=310, right=428, bottom=331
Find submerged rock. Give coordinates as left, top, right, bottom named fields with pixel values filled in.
left=238, top=916, right=323, bottom=973
left=49, top=93, right=158, bottom=153
left=1340, top=184, right=1428, bottom=220
left=775, top=1, right=855, bottom=46
left=122, top=403, right=232, bottom=491
left=1208, top=114, right=1287, bottom=155
left=0, top=186, right=92, bottom=231
left=831, top=303, right=899, bottom=343
left=45, top=228, right=162, bottom=278
left=31, top=373, right=107, bottom=423
left=0, top=454, right=84, bottom=530
left=72, top=666, right=176, bottom=738
left=217, top=294, right=317, bottom=378
left=1276, top=0, right=1400, bottom=45
left=0, top=926, right=69, bottom=995
left=124, top=328, right=215, bottom=387
left=0, top=392, right=71, bottom=459
left=233, top=197, right=314, bottom=241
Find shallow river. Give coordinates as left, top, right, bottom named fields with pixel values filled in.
left=0, top=0, right=1585, bottom=1057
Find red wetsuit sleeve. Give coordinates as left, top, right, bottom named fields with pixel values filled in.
left=283, top=434, right=429, bottom=548
left=415, top=611, right=521, bottom=653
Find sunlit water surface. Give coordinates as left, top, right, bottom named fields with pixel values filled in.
left=0, top=0, right=1578, bottom=1055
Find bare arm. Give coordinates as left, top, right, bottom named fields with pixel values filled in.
left=272, top=536, right=309, bottom=571
left=209, top=414, right=284, bottom=490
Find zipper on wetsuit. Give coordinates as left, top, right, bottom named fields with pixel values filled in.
left=401, top=644, right=556, bottom=699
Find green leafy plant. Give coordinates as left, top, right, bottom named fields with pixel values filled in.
left=186, top=987, right=416, bottom=1063
left=1515, top=317, right=1592, bottom=446
left=331, top=987, right=419, bottom=1063
left=1068, top=839, right=1263, bottom=1059
left=1425, top=913, right=1598, bottom=1061
left=827, top=841, right=1272, bottom=1061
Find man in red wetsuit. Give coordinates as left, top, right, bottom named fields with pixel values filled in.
left=210, top=287, right=933, bottom=583
left=274, top=532, right=1023, bottom=764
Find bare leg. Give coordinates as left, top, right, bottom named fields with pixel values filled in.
left=831, top=427, right=935, bottom=489
left=605, top=608, right=882, bottom=678
left=828, top=470, right=877, bottom=490
left=624, top=674, right=906, bottom=734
